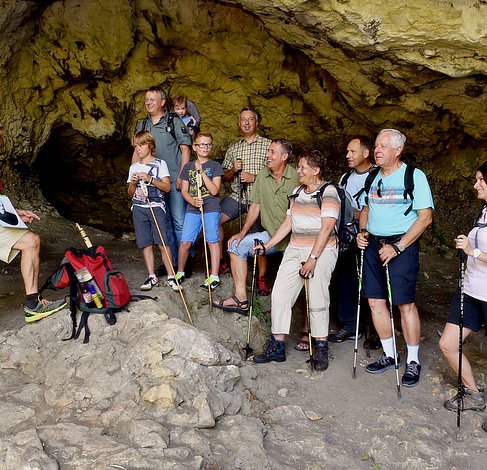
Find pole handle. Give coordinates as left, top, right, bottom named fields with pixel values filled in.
left=75, top=223, right=93, bottom=248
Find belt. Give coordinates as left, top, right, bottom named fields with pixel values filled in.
left=369, top=233, right=405, bottom=244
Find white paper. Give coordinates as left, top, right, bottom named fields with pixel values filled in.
left=0, top=195, right=28, bottom=229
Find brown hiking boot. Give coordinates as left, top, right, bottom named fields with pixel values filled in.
left=444, top=387, right=486, bottom=412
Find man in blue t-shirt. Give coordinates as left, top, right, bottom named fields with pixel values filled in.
left=356, top=129, right=434, bottom=388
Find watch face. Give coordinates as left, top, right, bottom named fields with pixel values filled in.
left=474, top=248, right=481, bottom=258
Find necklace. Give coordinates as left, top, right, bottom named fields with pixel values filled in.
left=305, top=181, right=324, bottom=193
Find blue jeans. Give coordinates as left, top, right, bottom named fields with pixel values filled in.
left=165, top=182, right=194, bottom=265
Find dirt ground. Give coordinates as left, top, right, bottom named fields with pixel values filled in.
left=1, top=215, right=486, bottom=468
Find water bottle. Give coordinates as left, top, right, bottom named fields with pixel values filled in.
left=89, top=284, right=103, bottom=308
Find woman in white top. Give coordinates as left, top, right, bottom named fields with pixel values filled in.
left=252, top=150, right=340, bottom=371
left=439, top=161, right=487, bottom=412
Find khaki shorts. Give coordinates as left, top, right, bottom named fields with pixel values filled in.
left=0, top=226, right=28, bottom=263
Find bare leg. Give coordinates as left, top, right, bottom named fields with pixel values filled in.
left=12, top=231, right=40, bottom=295
left=439, top=322, right=477, bottom=390
left=257, top=255, right=267, bottom=277
left=219, top=212, right=231, bottom=260
left=157, top=244, right=174, bottom=276
left=398, top=302, right=421, bottom=345
left=230, top=252, right=248, bottom=301
left=177, top=242, right=192, bottom=273
left=208, top=242, right=220, bottom=277
left=142, top=246, right=155, bottom=276
left=368, top=298, right=392, bottom=338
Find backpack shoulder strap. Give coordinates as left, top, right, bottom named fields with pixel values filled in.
left=313, top=181, right=332, bottom=208
left=339, top=170, right=353, bottom=188
left=357, top=166, right=380, bottom=207
left=403, top=164, right=415, bottom=216
left=288, top=185, right=305, bottom=209
left=166, top=112, right=178, bottom=141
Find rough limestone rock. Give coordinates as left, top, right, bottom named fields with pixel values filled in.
left=1, top=1, right=487, bottom=237
left=0, top=299, right=266, bottom=469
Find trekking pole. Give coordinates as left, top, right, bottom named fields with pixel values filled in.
left=196, top=171, right=212, bottom=307
left=236, top=157, right=242, bottom=231
left=457, top=249, right=467, bottom=431
left=76, top=223, right=93, bottom=248
left=352, top=248, right=365, bottom=379
left=385, top=262, right=401, bottom=399
left=139, top=181, right=193, bottom=326
left=300, top=262, right=314, bottom=372
left=243, top=239, right=264, bottom=359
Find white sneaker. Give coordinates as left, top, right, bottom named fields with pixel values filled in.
left=166, top=277, right=181, bottom=292
left=140, top=276, right=158, bottom=291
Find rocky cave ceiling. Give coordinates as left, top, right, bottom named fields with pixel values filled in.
left=1, top=0, right=487, bottom=236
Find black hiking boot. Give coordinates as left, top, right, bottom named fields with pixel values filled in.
left=313, top=340, right=329, bottom=371
left=253, top=335, right=286, bottom=363
left=329, top=328, right=361, bottom=343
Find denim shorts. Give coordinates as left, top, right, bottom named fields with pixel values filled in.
left=227, top=230, right=277, bottom=260
left=362, top=237, right=419, bottom=305
left=447, top=289, right=487, bottom=332
left=181, top=211, right=220, bottom=244
left=133, top=205, right=169, bottom=249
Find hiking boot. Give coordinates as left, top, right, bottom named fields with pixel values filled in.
left=200, top=276, right=220, bottom=291
left=24, top=297, right=67, bottom=323
left=329, top=328, right=361, bottom=343
left=219, top=259, right=230, bottom=275
left=253, top=335, right=286, bottom=363
left=140, top=276, right=158, bottom=291
left=444, top=386, right=486, bottom=412
left=363, top=334, right=382, bottom=350
left=257, top=276, right=271, bottom=296
left=166, top=277, right=181, bottom=292
left=365, top=354, right=400, bottom=374
left=402, top=361, right=421, bottom=387
left=313, top=341, right=329, bottom=371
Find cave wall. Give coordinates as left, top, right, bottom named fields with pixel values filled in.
left=1, top=0, right=487, bottom=236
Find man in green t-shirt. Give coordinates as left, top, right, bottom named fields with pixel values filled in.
left=213, top=139, right=299, bottom=315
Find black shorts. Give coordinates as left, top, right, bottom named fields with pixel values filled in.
left=447, top=289, right=487, bottom=333
left=362, top=236, right=419, bottom=305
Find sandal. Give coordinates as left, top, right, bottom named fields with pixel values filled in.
left=294, top=331, right=310, bottom=351
left=213, top=295, right=249, bottom=316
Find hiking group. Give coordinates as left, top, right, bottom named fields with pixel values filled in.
left=1, top=86, right=486, bottom=423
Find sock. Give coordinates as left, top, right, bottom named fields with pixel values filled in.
left=380, top=337, right=395, bottom=358
left=210, top=275, right=220, bottom=281
left=167, top=275, right=174, bottom=281
left=25, top=293, right=40, bottom=308
left=149, top=273, right=157, bottom=279
left=406, top=344, right=420, bottom=364
left=177, top=271, right=185, bottom=277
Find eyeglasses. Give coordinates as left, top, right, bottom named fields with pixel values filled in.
left=194, top=143, right=213, bottom=148
left=297, top=165, right=312, bottom=171
left=144, top=98, right=161, bottom=103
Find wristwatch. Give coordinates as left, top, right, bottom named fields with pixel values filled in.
left=309, top=254, right=318, bottom=260
left=473, top=248, right=481, bottom=259
left=392, top=243, right=405, bottom=255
